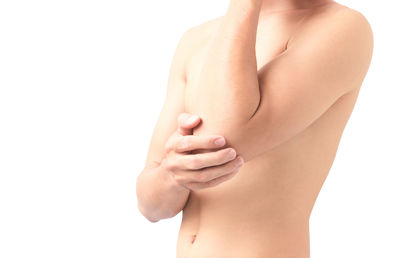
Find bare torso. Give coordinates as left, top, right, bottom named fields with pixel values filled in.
left=177, top=3, right=362, bottom=257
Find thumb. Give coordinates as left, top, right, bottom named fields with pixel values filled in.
left=177, top=113, right=200, bottom=136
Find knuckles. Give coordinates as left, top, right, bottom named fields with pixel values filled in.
left=164, top=140, right=172, bottom=153
left=185, top=156, right=200, bottom=170
left=186, top=182, right=204, bottom=191
left=164, top=132, right=180, bottom=153
left=173, top=175, right=186, bottom=185
left=178, top=136, right=191, bottom=152
left=196, top=171, right=209, bottom=183
left=163, top=158, right=176, bottom=172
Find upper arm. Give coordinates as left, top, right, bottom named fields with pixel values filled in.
left=143, top=30, right=193, bottom=168
left=224, top=8, right=374, bottom=162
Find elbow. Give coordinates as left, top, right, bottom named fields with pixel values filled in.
left=137, top=202, right=181, bottom=223
left=137, top=203, right=161, bottom=223
left=147, top=218, right=160, bottom=223
left=205, top=116, right=271, bottom=163
left=145, top=217, right=160, bottom=223
left=191, top=83, right=263, bottom=161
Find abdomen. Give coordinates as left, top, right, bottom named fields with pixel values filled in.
left=177, top=88, right=361, bottom=257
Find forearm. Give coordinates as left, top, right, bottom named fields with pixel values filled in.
left=193, top=0, right=262, bottom=129
left=136, top=161, right=190, bottom=222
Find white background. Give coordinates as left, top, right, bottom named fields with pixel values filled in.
left=0, top=0, right=398, bottom=257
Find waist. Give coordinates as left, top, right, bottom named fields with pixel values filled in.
left=177, top=219, right=310, bottom=258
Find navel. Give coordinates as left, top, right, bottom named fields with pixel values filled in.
left=190, top=234, right=197, bottom=244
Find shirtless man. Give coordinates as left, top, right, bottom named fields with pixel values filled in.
left=136, top=0, right=373, bottom=257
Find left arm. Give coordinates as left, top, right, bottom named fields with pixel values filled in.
left=190, top=0, right=263, bottom=134
left=192, top=7, right=373, bottom=162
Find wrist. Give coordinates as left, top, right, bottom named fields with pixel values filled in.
left=226, top=0, right=263, bottom=20
left=228, top=0, right=263, bottom=10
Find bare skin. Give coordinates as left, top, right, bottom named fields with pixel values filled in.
left=136, top=0, right=373, bottom=257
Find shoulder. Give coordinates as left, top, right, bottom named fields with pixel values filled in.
left=184, top=16, right=223, bottom=41
left=281, top=3, right=374, bottom=91
left=340, top=6, right=374, bottom=51
left=168, top=17, right=221, bottom=77
left=326, top=4, right=373, bottom=44
left=288, top=3, right=373, bottom=77
left=172, top=16, right=223, bottom=78
left=177, top=16, right=223, bottom=56
left=292, top=3, right=373, bottom=50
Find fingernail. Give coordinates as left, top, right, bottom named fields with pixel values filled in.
left=187, top=115, right=199, bottom=124
left=236, top=156, right=244, bottom=166
left=214, top=137, right=225, bottom=146
left=228, top=149, right=236, bottom=159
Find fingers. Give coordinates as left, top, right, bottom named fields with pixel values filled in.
left=187, top=169, right=239, bottom=190
left=177, top=113, right=201, bottom=136
left=173, top=155, right=244, bottom=185
left=166, top=134, right=226, bottom=153
left=166, top=147, right=237, bottom=171
left=163, top=112, right=243, bottom=191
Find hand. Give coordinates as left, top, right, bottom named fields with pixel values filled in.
left=161, top=113, right=244, bottom=191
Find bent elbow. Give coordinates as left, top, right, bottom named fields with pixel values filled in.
left=137, top=203, right=160, bottom=223
left=137, top=202, right=182, bottom=223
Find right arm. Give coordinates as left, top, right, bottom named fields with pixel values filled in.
left=136, top=30, right=243, bottom=223
left=135, top=30, right=193, bottom=223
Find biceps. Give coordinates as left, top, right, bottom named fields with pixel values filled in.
left=231, top=66, right=350, bottom=163
left=214, top=13, right=372, bottom=162
left=233, top=59, right=353, bottom=162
